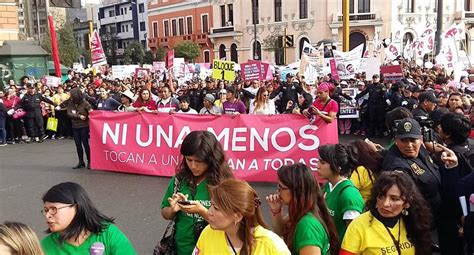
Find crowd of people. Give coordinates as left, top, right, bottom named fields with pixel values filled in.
left=0, top=60, right=474, bottom=254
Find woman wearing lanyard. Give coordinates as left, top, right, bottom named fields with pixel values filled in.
left=303, top=82, right=338, bottom=126
left=340, top=171, right=432, bottom=255
left=193, top=179, right=290, bottom=254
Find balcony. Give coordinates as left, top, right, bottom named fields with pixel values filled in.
left=100, top=12, right=133, bottom=25
left=209, top=26, right=243, bottom=39
left=329, top=12, right=383, bottom=29
left=212, top=26, right=234, bottom=33
left=117, top=31, right=134, bottom=39
left=148, top=33, right=212, bottom=49
left=337, top=13, right=376, bottom=22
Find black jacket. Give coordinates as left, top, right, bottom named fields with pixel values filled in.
left=19, top=93, right=55, bottom=117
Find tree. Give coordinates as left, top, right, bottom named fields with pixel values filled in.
left=123, top=42, right=145, bottom=64
left=143, top=46, right=166, bottom=64
left=40, top=22, right=80, bottom=67
left=101, top=31, right=119, bottom=65
left=57, top=22, right=80, bottom=67
left=174, top=41, right=200, bottom=62
left=79, top=48, right=91, bottom=66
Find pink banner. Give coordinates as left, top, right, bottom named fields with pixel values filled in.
left=240, top=60, right=262, bottom=81
left=329, top=58, right=340, bottom=80
left=90, top=111, right=338, bottom=182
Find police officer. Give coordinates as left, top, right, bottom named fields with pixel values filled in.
left=19, top=83, right=56, bottom=143
left=412, top=91, right=439, bottom=118
left=400, top=85, right=418, bottom=111
left=270, top=73, right=303, bottom=113
left=382, top=118, right=459, bottom=254
left=355, top=74, right=386, bottom=137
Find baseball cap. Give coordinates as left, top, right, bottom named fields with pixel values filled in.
left=357, top=81, right=365, bottom=86
left=395, top=118, right=422, bottom=139
left=204, top=94, right=215, bottom=103
left=286, top=73, right=294, bottom=78
left=372, top=74, right=380, bottom=79
left=418, top=91, right=440, bottom=103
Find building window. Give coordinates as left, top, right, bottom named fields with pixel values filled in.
left=186, top=16, right=193, bottom=34
left=140, top=22, right=146, bottom=31
left=172, top=19, right=177, bottom=36
left=204, top=50, right=210, bottom=63
left=299, top=0, right=308, bottom=19
left=299, top=37, right=310, bottom=58
left=252, top=0, right=259, bottom=24
left=110, top=26, right=116, bottom=34
left=404, top=0, right=415, bottom=13
left=465, top=0, right=472, bottom=11
left=139, top=3, right=145, bottom=13
left=220, top=5, right=226, bottom=27
left=219, top=44, right=226, bottom=59
left=230, top=43, right=238, bottom=62
left=402, top=32, right=414, bottom=57
left=349, top=0, right=355, bottom=13
left=274, top=0, right=282, bottom=22
left=202, top=14, right=209, bottom=33
left=358, top=0, right=370, bottom=13
left=178, top=18, right=184, bottom=35
left=253, top=41, right=261, bottom=60
left=349, top=32, right=366, bottom=55
left=164, top=20, right=169, bottom=37
left=227, top=4, right=234, bottom=26
left=108, top=10, right=115, bottom=17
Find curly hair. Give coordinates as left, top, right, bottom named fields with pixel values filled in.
left=176, top=130, right=234, bottom=191
left=278, top=163, right=339, bottom=255
left=366, top=171, right=432, bottom=255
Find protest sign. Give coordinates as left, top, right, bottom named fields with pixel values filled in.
left=364, top=57, right=381, bottom=79
left=72, top=63, right=83, bottom=73
left=380, top=65, right=404, bottom=81
left=42, top=75, right=62, bottom=88
left=166, top=50, right=174, bottom=69
left=329, top=58, right=340, bottom=80
left=91, top=30, right=107, bottom=67
left=339, top=88, right=359, bottom=119
left=90, top=111, right=338, bottom=182
left=241, top=60, right=262, bottom=81
left=134, top=68, right=151, bottom=79
left=212, top=59, right=235, bottom=81
left=153, top=62, right=166, bottom=73
left=112, top=65, right=139, bottom=80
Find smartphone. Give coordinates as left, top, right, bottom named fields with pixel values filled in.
left=177, top=200, right=192, bottom=205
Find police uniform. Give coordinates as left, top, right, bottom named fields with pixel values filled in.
left=19, top=90, right=55, bottom=140
left=270, top=74, right=303, bottom=114
left=355, top=80, right=387, bottom=137
left=382, top=118, right=463, bottom=255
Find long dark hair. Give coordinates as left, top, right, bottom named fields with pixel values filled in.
left=42, top=182, right=114, bottom=244
left=318, top=144, right=358, bottom=177
left=349, top=140, right=383, bottom=182
left=176, top=130, right=233, bottom=190
left=209, top=179, right=266, bottom=255
left=278, top=163, right=339, bottom=255
left=367, top=171, right=432, bottom=255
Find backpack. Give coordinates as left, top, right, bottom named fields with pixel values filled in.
left=451, top=138, right=474, bottom=177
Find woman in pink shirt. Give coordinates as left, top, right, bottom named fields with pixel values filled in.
left=303, top=82, right=338, bottom=126
left=3, top=88, right=23, bottom=143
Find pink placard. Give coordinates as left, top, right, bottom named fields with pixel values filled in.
left=240, top=60, right=262, bottom=81
left=90, top=111, right=338, bottom=182
left=329, top=58, right=340, bottom=80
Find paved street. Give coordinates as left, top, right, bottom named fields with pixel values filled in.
left=0, top=134, right=381, bottom=254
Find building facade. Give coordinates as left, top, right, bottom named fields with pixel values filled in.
left=98, top=0, right=148, bottom=62
left=0, top=0, right=19, bottom=45
left=209, top=0, right=391, bottom=65
left=147, top=0, right=214, bottom=63
left=393, top=0, right=474, bottom=58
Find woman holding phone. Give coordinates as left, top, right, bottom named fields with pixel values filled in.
left=160, top=130, right=234, bottom=255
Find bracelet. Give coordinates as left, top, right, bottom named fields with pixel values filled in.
left=271, top=208, right=282, bottom=216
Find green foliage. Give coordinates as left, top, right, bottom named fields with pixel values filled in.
left=101, top=32, right=118, bottom=65
left=143, top=46, right=166, bottom=64
left=123, top=42, right=145, bottom=64
left=40, top=22, right=80, bottom=67
left=79, top=48, right=91, bottom=65
left=174, top=41, right=200, bottom=62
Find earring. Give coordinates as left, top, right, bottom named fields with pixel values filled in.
left=402, top=209, right=409, bottom=216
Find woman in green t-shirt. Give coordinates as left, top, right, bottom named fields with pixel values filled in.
left=266, top=163, right=339, bottom=255
left=160, top=130, right=234, bottom=255
left=40, top=182, right=136, bottom=255
left=318, top=144, right=364, bottom=241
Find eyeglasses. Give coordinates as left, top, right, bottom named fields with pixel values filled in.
left=277, top=183, right=289, bottom=192
left=41, top=204, right=74, bottom=216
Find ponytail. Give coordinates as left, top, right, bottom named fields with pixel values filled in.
left=315, top=190, right=339, bottom=255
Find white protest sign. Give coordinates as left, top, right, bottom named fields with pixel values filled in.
left=364, top=57, right=381, bottom=80
left=112, top=65, right=140, bottom=80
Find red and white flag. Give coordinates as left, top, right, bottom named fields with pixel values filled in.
left=385, top=43, right=400, bottom=61
left=91, top=30, right=107, bottom=67
left=166, top=50, right=174, bottom=69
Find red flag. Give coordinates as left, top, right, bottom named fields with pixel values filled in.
left=48, top=16, right=61, bottom=78
left=91, top=30, right=107, bottom=67
left=166, top=50, right=174, bottom=69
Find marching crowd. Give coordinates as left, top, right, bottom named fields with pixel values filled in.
left=0, top=60, right=474, bottom=255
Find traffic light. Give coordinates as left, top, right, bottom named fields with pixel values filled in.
left=285, top=35, right=294, bottom=48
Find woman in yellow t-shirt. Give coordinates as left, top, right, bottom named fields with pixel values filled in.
left=340, top=171, right=433, bottom=255
left=193, top=179, right=290, bottom=255
left=348, top=140, right=383, bottom=204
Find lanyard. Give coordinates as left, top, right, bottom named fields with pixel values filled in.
left=225, top=233, right=238, bottom=255
left=384, top=219, right=402, bottom=255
